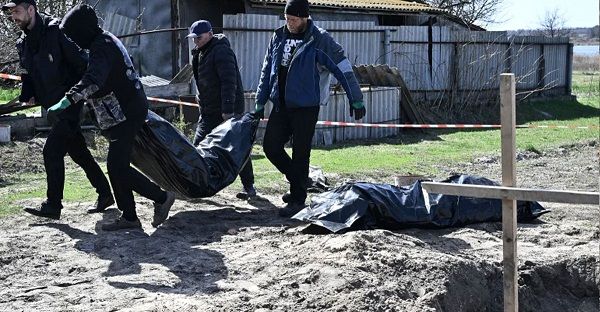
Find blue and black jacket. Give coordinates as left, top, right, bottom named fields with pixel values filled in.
left=256, top=19, right=363, bottom=109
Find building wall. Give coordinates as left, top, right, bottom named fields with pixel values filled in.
left=223, top=14, right=572, bottom=97
left=89, top=0, right=174, bottom=79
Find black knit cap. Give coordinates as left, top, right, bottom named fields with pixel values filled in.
left=284, top=0, right=309, bottom=18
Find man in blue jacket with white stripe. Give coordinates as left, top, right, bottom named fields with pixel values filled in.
left=254, top=0, right=365, bottom=217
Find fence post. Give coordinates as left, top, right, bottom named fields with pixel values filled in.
left=500, top=73, right=517, bottom=312
left=383, top=29, right=392, bottom=65
left=449, top=43, right=459, bottom=111
left=565, top=43, right=574, bottom=95
left=536, top=44, right=546, bottom=94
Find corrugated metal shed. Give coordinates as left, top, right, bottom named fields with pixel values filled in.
left=248, top=0, right=445, bottom=13
left=224, top=13, right=571, bottom=101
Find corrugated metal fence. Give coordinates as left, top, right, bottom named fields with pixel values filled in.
left=220, top=14, right=572, bottom=143
left=223, top=14, right=571, bottom=97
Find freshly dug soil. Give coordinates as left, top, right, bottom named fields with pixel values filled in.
left=0, top=140, right=597, bottom=311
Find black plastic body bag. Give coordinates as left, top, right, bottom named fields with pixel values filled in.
left=131, top=111, right=258, bottom=198
left=294, top=175, right=550, bottom=233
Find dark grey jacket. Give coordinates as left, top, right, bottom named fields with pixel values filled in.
left=192, top=34, right=244, bottom=116
left=17, top=12, right=87, bottom=109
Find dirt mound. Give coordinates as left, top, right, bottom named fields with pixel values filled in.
left=0, top=138, right=46, bottom=176
left=0, top=141, right=598, bottom=311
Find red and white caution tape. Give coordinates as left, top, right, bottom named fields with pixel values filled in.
left=146, top=96, right=198, bottom=107
left=517, top=124, right=599, bottom=130
left=2, top=73, right=598, bottom=130
left=318, top=121, right=500, bottom=128
left=317, top=121, right=599, bottom=130
left=0, top=73, right=21, bottom=81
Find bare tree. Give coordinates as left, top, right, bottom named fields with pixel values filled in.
left=538, top=8, right=570, bottom=37
left=423, top=0, right=504, bottom=26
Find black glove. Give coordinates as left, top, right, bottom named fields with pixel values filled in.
left=349, top=101, right=365, bottom=120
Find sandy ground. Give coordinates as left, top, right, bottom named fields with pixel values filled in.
left=0, top=139, right=598, bottom=312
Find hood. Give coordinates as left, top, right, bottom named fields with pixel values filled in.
left=60, top=4, right=102, bottom=49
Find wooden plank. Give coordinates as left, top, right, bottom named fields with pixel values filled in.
left=143, top=83, right=190, bottom=98
left=0, top=97, right=38, bottom=116
left=500, top=73, right=518, bottom=312
left=420, top=182, right=600, bottom=205
left=170, top=64, right=193, bottom=84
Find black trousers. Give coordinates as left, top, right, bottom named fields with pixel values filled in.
left=193, top=113, right=255, bottom=188
left=43, top=117, right=111, bottom=208
left=263, top=106, right=320, bottom=204
left=106, top=118, right=166, bottom=221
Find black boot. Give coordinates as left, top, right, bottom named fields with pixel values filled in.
left=151, top=191, right=176, bottom=228
left=87, top=193, right=115, bottom=213
left=101, top=216, right=142, bottom=231
left=23, top=201, right=62, bottom=220
left=235, top=185, right=257, bottom=200
left=281, top=192, right=292, bottom=203
left=278, top=202, right=306, bottom=218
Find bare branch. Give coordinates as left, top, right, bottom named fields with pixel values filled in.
left=424, top=0, right=504, bottom=26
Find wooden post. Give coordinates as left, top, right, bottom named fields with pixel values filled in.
left=565, top=43, right=574, bottom=95
left=500, top=73, right=517, bottom=312
left=170, top=0, right=181, bottom=77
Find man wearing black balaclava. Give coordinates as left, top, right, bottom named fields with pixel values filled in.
left=254, top=0, right=365, bottom=217
left=58, top=4, right=176, bottom=231
left=2, top=0, right=113, bottom=220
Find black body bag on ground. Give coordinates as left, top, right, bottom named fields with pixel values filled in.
left=294, top=175, right=550, bottom=233
left=131, top=111, right=258, bottom=198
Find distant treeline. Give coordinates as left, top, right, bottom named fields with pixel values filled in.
left=508, top=26, right=600, bottom=44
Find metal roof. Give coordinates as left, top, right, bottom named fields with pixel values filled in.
left=249, top=0, right=446, bottom=14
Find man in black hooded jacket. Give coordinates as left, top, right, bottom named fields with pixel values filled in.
left=59, top=4, right=176, bottom=231
left=3, top=0, right=113, bottom=219
left=188, top=20, right=257, bottom=200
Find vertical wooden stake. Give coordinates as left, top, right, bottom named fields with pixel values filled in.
left=500, top=73, right=517, bottom=312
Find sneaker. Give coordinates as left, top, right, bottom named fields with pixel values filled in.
left=278, top=202, right=306, bottom=218
left=101, top=216, right=142, bottom=231
left=87, top=193, right=115, bottom=213
left=235, top=185, right=257, bottom=200
left=281, top=192, right=292, bottom=203
left=151, top=191, right=176, bottom=228
left=23, top=201, right=61, bottom=220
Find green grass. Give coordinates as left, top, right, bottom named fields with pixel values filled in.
left=0, top=169, right=102, bottom=217
left=572, top=71, right=600, bottom=98
left=253, top=71, right=599, bottom=189
left=1, top=72, right=598, bottom=217
left=0, top=88, right=19, bottom=104
left=0, top=87, right=41, bottom=115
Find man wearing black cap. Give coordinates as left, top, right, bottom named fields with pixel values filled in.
left=255, top=0, right=365, bottom=217
left=187, top=19, right=257, bottom=200
left=3, top=0, right=114, bottom=220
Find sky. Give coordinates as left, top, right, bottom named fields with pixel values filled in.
left=486, top=0, right=599, bottom=30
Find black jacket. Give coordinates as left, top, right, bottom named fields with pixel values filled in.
left=192, top=34, right=244, bottom=116
left=66, top=32, right=148, bottom=135
left=17, top=12, right=87, bottom=109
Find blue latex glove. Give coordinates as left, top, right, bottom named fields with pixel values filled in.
left=254, top=102, right=265, bottom=120
left=47, top=96, right=71, bottom=124
left=349, top=101, right=365, bottom=120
